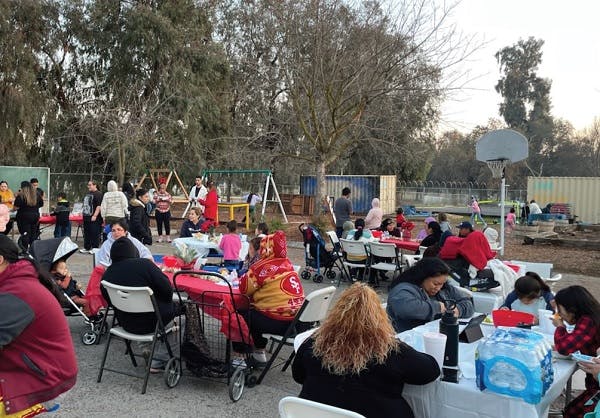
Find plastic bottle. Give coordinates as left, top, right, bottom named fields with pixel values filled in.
left=229, top=269, right=239, bottom=288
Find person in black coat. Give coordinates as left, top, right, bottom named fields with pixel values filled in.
left=292, top=283, right=440, bottom=418
left=128, top=188, right=152, bottom=245
left=101, top=237, right=176, bottom=370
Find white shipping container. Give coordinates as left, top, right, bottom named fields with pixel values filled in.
left=527, top=177, right=600, bottom=224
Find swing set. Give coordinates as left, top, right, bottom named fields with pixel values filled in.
left=198, top=169, right=288, bottom=224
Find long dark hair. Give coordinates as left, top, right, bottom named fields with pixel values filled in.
left=427, top=221, right=442, bottom=238
left=390, top=257, right=450, bottom=289
left=353, top=218, right=366, bottom=241
left=0, top=235, right=64, bottom=303
left=554, top=285, right=600, bottom=325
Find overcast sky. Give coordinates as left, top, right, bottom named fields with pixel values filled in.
left=437, top=0, right=600, bottom=133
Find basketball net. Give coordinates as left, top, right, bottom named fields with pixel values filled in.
left=486, top=159, right=508, bottom=179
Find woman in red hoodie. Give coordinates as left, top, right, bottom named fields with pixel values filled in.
left=199, top=180, right=218, bottom=222
left=0, top=234, right=77, bottom=416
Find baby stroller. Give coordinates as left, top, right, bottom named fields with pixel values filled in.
left=30, top=237, right=107, bottom=345
left=298, top=223, right=339, bottom=283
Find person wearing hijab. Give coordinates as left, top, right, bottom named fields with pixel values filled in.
left=239, top=231, right=305, bottom=363
left=0, top=235, right=77, bottom=416
left=364, top=198, right=383, bottom=230
left=101, top=237, right=176, bottom=371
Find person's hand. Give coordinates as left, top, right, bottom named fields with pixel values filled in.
left=91, top=215, right=97, bottom=221
left=499, top=306, right=509, bottom=311
left=439, top=302, right=446, bottom=314
left=551, top=313, right=563, bottom=328
left=578, top=357, right=600, bottom=378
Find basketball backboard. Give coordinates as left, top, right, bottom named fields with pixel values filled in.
left=475, top=129, right=528, bottom=163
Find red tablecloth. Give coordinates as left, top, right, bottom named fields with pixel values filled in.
left=379, top=237, right=420, bottom=252
left=169, top=272, right=251, bottom=344
left=39, top=214, right=84, bottom=225
left=84, top=266, right=251, bottom=343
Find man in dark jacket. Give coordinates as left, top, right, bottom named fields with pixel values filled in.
left=101, top=237, right=177, bottom=370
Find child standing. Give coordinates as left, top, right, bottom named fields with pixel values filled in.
left=395, top=207, right=415, bottom=232
left=506, top=207, right=517, bottom=234
left=219, top=220, right=242, bottom=270
left=500, top=272, right=555, bottom=319
left=153, top=181, right=173, bottom=243
left=52, top=192, right=71, bottom=238
left=552, top=286, right=600, bottom=418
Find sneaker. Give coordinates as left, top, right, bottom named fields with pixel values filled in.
left=79, top=249, right=89, bottom=254
left=232, top=357, right=247, bottom=369
left=252, top=351, right=268, bottom=363
left=157, top=237, right=163, bottom=243
left=166, top=236, right=172, bottom=243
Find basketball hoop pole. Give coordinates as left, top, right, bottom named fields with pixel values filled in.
left=476, top=129, right=529, bottom=258
left=500, top=168, right=506, bottom=256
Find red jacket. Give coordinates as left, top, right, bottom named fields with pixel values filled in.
left=200, top=189, right=218, bottom=220
left=0, top=260, right=77, bottom=413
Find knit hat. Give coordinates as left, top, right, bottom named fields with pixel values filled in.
left=0, top=235, right=19, bottom=262
left=110, top=237, right=139, bottom=262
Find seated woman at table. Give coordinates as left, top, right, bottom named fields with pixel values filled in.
left=419, top=221, right=442, bottom=253
left=380, top=218, right=402, bottom=237
left=387, top=257, right=474, bottom=333
left=179, top=207, right=204, bottom=238
left=415, top=216, right=436, bottom=241
left=95, top=219, right=152, bottom=267
left=238, top=231, right=305, bottom=364
left=345, top=218, right=373, bottom=242
left=293, top=283, right=440, bottom=418
left=552, top=286, right=600, bottom=418
left=219, top=220, right=242, bottom=270
left=500, top=272, right=555, bottom=319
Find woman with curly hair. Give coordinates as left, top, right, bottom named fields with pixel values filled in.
left=292, top=283, right=440, bottom=418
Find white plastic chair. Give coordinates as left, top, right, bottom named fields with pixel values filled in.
left=326, top=231, right=351, bottom=285
left=339, top=239, right=369, bottom=281
left=367, top=241, right=403, bottom=282
left=401, top=245, right=427, bottom=267
left=279, top=396, right=366, bottom=418
left=97, top=281, right=181, bottom=394
left=257, top=286, right=337, bottom=384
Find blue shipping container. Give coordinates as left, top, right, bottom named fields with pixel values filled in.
left=300, top=175, right=396, bottom=214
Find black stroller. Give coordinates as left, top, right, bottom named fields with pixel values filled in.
left=30, top=237, right=107, bottom=345
left=298, top=223, right=340, bottom=283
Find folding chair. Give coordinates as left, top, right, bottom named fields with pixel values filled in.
left=367, top=241, right=403, bottom=284
left=256, top=286, right=337, bottom=384
left=325, top=231, right=351, bottom=286
left=402, top=246, right=428, bottom=268
left=279, top=396, right=366, bottom=418
left=97, top=281, right=181, bottom=394
left=338, top=239, right=369, bottom=282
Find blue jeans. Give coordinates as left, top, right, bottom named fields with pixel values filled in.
left=54, top=223, right=71, bottom=238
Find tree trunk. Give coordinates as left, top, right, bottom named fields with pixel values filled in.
left=314, top=160, right=327, bottom=216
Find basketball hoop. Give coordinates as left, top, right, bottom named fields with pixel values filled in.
left=486, top=159, right=508, bottom=179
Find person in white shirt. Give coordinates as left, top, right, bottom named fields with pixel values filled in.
left=95, top=219, right=152, bottom=267
left=188, top=177, right=207, bottom=212
left=528, top=199, right=542, bottom=223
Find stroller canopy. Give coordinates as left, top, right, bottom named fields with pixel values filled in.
left=30, top=237, right=79, bottom=271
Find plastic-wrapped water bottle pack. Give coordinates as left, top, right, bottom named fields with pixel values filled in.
left=475, top=327, right=554, bottom=404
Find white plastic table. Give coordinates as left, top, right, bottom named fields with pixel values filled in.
left=172, top=237, right=249, bottom=260
left=399, top=321, right=576, bottom=418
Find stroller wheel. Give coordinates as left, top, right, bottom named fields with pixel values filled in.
left=246, top=373, right=258, bottom=388
left=229, top=366, right=245, bottom=402
left=81, top=330, right=98, bottom=345
left=164, top=357, right=182, bottom=388
left=313, top=274, right=324, bottom=283
left=326, top=270, right=337, bottom=280
left=300, top=270, right=311, bottom=281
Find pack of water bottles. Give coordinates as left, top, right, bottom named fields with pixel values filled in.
left=475, top=327, right=554, bottom=404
